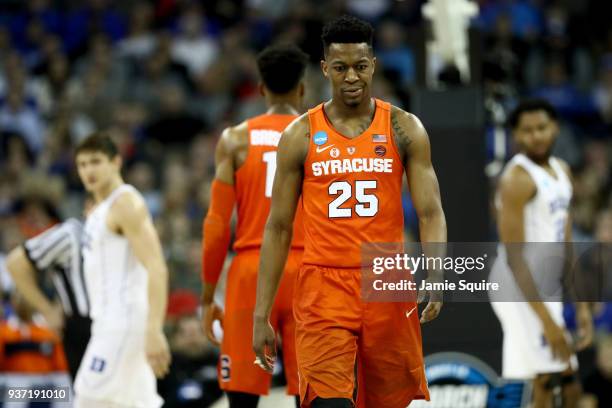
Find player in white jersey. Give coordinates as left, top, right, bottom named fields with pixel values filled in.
left=73, top=133, right=171, bottom=408
left=490, top=99, right=593, bottom=408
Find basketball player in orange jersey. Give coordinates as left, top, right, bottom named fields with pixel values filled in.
left=253, top=16, right=447, bottom=408
left=200, top=44, right=309, bottom=408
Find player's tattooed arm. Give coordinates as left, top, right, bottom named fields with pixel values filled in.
left=390, top=107, right=413, bottom=165
left=392, top=107, right=445, bottom=242
left=393, top=107, right=446, bottom=322
left=253, top=114, right=308, bottom=372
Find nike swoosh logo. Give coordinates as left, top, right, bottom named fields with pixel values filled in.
left=316, top=144, right=335, bottom=153
left=406, top=307, right=416, bottom=318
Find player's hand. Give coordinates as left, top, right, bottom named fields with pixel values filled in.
left=146, top=328, right=171, bottom=378
left=252, top=316, right=276, bottom=373
left=542, top=320, right=572, bottom=362
left=574, top=305, right=593, bottom=351
left=43, top=302, right=65, bottom=338
left=201, top=302, right=224, bottom=346
left=417, top=280, right=443, bottom=323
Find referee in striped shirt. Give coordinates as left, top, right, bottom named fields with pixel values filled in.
left=5, top=217, right=91, bottom=380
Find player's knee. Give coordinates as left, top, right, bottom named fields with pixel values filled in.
left=311, top=397, right=353, bottom=408
left=227, top=391, right=260, bottom=408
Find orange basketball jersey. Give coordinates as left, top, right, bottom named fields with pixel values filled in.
left=302, top=99, right=404, bottom=267
left=234, top=113, right=305, bottom=250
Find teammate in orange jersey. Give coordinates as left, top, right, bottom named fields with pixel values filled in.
left=253, top=16, right=447, bottom=408
left=200, top=44, right=309, bottom=408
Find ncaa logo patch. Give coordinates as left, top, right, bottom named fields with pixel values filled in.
left=347, top=146, right=356, bottom=155
left=330, top=147, right=340, bottom=158
left=220, top=355, right=231, bottom=382
left=374, top=145, right=386, bottom=157
left=313, top=131, right=328, bottom=146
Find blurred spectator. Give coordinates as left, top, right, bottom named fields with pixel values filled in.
left=531, top=59, right=595, bottom=119
left=1, top=132, right=35, bottom=180
left=31, top=52, right=71, bottom=116
left=166, top=290, right=199, bottom=321
left=346, top=0, right=392, bottom=22
left=73, top=33, right=126, bottom=96
left=476, top=0, right=543, bottom=40
left=0, top=27, right=12, bottom=66
left=7, top=0, right=62, bottom=56
left=246, top=0, right=297, bottom=20
left=62, top=0, right=127, bottom=54
left=129, top=32, right=189, bottom=113
left=189, top=58, right=234, bottom=125
left=30, top=32, right=64, bottom=76
left=127, top=161, right=162, bottom=217
left=593, top=55, right=612, bottom=125
left=376, top=20, right=416, bottom=87
left=0, top=291, right=68, bottom=374
left=484, top=12, right=527, bottom=88
left=158, top=314, right=222, bottom=407
left=143, top=83, right=206, bottom=146
left=117, top=1, right=156, bottom=61
left=595, top=210, right=612, bottom=243
left=171, top=3, right=218, bottom=79
left=582, top=333, right=612, bottom=408
left=0, top=85, right=44, bottom=154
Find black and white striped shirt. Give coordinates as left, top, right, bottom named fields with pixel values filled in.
left=23, top=218, right=90, bottom=318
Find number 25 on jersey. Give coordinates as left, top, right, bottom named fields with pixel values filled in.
left=328, top=180, right=378, bottom=218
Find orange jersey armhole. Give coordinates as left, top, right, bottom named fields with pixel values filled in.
left=201, top=180, right=235, bottom=284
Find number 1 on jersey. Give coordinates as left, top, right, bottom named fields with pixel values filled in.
left=262, top=151, right=277, bottom=198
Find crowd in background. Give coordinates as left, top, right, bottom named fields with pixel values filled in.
left=0, top=0, right=610, bottom=406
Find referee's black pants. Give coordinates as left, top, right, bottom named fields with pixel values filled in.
left=62, top=315, right=91, bottom=381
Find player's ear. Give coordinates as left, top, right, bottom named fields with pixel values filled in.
left=258, top=83, right=266, bottom=97
left=113, top=155, right=122, bottom=169
left=551, top=119, right=560, bottom=136
left=371, top=56, right=376, bottom=75
left=321, top=59, right=329, bottom=79
left=298, top=81, right=305, bottom=97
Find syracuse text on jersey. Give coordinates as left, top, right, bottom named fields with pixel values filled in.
left=311, top=157, right=394, bottom=176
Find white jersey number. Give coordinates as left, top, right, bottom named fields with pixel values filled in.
left=262, top=151, right=277, bottom=198
left=328, top=180, right=378, bottom=218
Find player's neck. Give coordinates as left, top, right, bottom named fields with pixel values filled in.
left=328, top=96, right=374, bottom=119
left=94, top=177, right=124, bottom=203
left=522, top=152, right=551, bottom=167
left=266, top=101, right=299, bottom=115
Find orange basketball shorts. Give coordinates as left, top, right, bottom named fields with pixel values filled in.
left=219, top=248, right=302, bottom=395
left=294, top=264, right=430, bottom=408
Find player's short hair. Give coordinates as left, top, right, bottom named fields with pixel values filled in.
left=75, top=132, right=119, bottom=159
left=321, top=15, right=374, bottom=54
left=256, top=44, right=309, bottom=94
left=507, top=99, right=558, bottom=129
